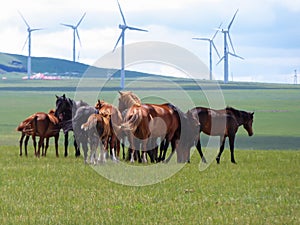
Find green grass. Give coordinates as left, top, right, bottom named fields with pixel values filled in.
left=1, top=147, right=299, bottom=224
left=0, top=78, right=300, bottom=224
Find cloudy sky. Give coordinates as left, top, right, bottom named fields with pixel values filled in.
left=0, top=0, right=300, bottom=83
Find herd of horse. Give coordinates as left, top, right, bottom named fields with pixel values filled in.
left=16, top=91, right=254, bottom=164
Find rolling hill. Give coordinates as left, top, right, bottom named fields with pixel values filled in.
left=0, top=52, right=158, bottom=79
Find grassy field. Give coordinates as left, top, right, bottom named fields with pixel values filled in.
left=0, top=77, right=300, bottom=224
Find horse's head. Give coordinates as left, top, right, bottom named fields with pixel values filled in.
left=95, top=99, right=106, bottom=110
left=243, top=112, right=254, bottom=136
left=55, top=94, right=73, bottom=121
left=118, top=91, right=141, bottom=113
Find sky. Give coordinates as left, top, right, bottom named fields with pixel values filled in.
left=0, top=0, right=300, bottom=83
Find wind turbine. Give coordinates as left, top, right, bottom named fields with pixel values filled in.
left=19, top=11, right=42, bottom=79
left=113, top=0, right=148, bottom=89
left=217, top=9, right=244, bottom=83
left=61, top=12, right=86, bottom=62
left=193, top=23, right=222, bottom=80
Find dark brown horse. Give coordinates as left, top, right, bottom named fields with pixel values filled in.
left=19, top=110, right=60, bottom=157
left=94, top=99, right=123, bottom=160
left=191, top=106, right=254, bottom=164
left=81, top=111, right=112, bottom=164
left=54, top=94, right=92, bottom=161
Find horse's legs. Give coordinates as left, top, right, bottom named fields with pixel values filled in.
left=37, top=137, right=44, bottom=158
left=82, top=139, right=88, bottom=163
left=43, top=138, right=49, bottom=156
left=54, top=134, right=59, bottom=157
left=196, top=137, right=207, bottom=163
left=216, top=136, right=226, bottom=164
left=64, top=132, right=69, bottom=157
left=229, top=135, right=236, bottom=164
left=19, top=133, right=25, bottom=156
left=142, top=140, right=148, bottom=163
left=32, top=135, right=37, bottom=157
left=165, top=139, right=177, bottom=163
left=161, top=139, right=170, bottom=162
left=110, top=135, right=118, bottom=161
left=74, top=135, right=81, bottom=157
left=24, top=135, right=30, bottom=157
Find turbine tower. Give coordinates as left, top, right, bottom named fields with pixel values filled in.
left=19, top=11, right=42, bottom=79
left=61, top=12, right=86, bottom=62
left=217, top=9, right=244, bottom=83
left=113, top=0, right=148, bottom=89
left=193, top=23, right=222, bottom=80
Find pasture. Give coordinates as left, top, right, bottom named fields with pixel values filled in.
left=0, top=77, right=300, bottom=224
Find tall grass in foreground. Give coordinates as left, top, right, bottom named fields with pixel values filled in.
left=1, top=146, right=299, bottom=225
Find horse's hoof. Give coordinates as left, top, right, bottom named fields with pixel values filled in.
left=216, top=158, right=220, bottom=164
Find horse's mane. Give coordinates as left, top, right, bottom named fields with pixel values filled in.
left=119, top=91, right=141, bottom=107
left=48, top=109, right=59, bottom=124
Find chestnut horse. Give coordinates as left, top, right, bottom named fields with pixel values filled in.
left=191, top=106, right=254, bottom=164
left=94, top=99, right=123, bottom=160
left=118, top=91, right=144, bottom=161
left=19, top=110, right=60, bottom=157
left=81, top=111, right=112, bottom=164
left=119, top=91, right=200, bottom=163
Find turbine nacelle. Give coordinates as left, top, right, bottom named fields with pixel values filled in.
left=119, top=24, right=127, bottom=30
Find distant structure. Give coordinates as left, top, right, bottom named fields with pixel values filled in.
left=18, top=11, right=43, bottom=79
left=294, top=69, right=298, bottom=85
left=217, top=9, right=244, bottom=83
left=113, top=0, right=148, bottom=89
left=61, top=12, right=86, bottom=62
left=193, top=23, right=222, bottom=80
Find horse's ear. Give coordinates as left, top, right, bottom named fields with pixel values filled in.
left=63, top=94, right=66, bottom=99
left=55, top=95, right=59, bottom=99
left=251, top=112, right=254, bottom=116
left=118, top=91, right=123, bottom=96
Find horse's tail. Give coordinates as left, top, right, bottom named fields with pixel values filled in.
left=121, top=108, right=143, bottom=132
left=81, top=114, right=98, bottom=131
left=16, top=114, right=36, bottom=132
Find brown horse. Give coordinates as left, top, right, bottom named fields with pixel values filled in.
left=94, top=99, right=123, bottom=160
left=81, top=111, right=112, bottom=164
left=119, top=91, right=200, bottom=163
left=118, top=91, right=145, bottom=161
left=19, top=110, right=60, bottom=157
left=191, top=106, right=254, bottom=164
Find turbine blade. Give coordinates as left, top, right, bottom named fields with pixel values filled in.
left=117, top=0, right=127, bottom=25
left=31, top=28, right=43, bottom=32
left=18, top=11, right=30, bottom=29
left=216, top=56, right=224, bottom=66
left=76, top=29, right=82, bottom=46
left=212, top=41, right=221, bottom=59
left=22, top=36, right=29, bottom=51
left=76, top=12, right=86, bottom=28
left=113, top=32, right=123, bottom=52
left=192, top=37, right=210, bottom=41
left=228, top=52, right=244, bottom=60
left=227, top=33, right=236, bottom=54
left=211, top=22, right=223, bottom=40
left=228, top=9, right=239, bottom=30
left=127, top=26, right=148, bottom=32
left=61, top=23, right=74, bottom=29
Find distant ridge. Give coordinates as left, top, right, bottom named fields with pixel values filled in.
left=0, top=52, right=163, bottom=79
